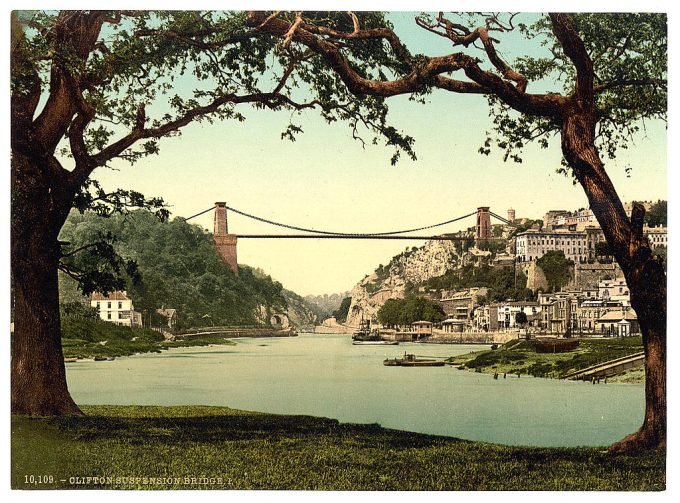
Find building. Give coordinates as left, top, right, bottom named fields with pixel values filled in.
left=473, top=304, right=499, bottom=332
left=596, top=309, right=639, bottom=336
left=515, top=229, right=588, bottom=263
left=156, top=308, right=178, bottom=329
left=507, top=208, right=516, bottom=223
left=645, top=225, right=667, bottom=249
left=441, top=319, right=466, bottom=333
left=496, top=302, right=541, bottom=329
left=577, top=299, right=626, bottom=332
left=91, top=291, right=141, bottom=327
left=439, top=288, right=488, bottom=328
left=598, top=278, right=630, bottom=305
left=543, top=210, right=568, bottom=230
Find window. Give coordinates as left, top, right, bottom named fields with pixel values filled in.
left=96, top=302, right=100, bottom=309
left=118, top=301, right=122, bottom=310
left=107, top=312, right=112, bottom=320
left=107, top=301, right=111, bottom=309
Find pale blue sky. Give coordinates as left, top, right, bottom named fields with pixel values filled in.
left=74, top=10, right=667, bottom=295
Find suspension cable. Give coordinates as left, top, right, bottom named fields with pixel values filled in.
left=184, top=204, right=480, bottom=236
left=183, top=207, right=214, bottom=221
left=224, top=205, right=478, bottom=236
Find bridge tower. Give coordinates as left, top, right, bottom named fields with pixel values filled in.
left=214, top=202, right=238, bottom=275
left=476, top=206, right=492, bottom=245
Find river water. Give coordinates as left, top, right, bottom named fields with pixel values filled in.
left=65, top=333, right=644, bottom=447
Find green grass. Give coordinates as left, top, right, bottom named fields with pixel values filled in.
left=11, top=405, right=664, bottom=491
left=61, top=318, right=234, bottom=359
left=449, top=336, right=644, bottom=380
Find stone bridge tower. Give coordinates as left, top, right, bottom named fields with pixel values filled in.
left=476, top=206, right=491, bottom=245
left=214, top=202, right=238, bottom=275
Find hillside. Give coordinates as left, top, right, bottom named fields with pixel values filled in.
left=58, top=210, right=318, bottom=329
left=346, top=240, right=463, bottom=326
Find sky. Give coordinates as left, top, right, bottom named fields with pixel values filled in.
left=84, top=9, right=668, bottom=296
left=3, top=5, right=669, bottom=298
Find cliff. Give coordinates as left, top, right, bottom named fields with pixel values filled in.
left=346, top=240, right=461, bottom=326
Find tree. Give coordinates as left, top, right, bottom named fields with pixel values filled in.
left=248, top=11, right=667, bottom=451
left=10, top=11, right=403, bottom=416
left=536, top=251, right=573, bottom=292
left=515, top=310, right=528, bottom=327
left=645, top=200, right=667, bottom=228
left=332, top=297, right=352, bottom=323
left=377, top=296, right=445, bottom=325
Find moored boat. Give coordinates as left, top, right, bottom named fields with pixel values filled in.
left=353, top=340, right=399, bottom=346
left=383, top=353, right=446, bottom=367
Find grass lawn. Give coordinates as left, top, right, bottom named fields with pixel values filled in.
left=449, top=337, right=644, bottom=381
left=11, top=405, right=664, bottom=491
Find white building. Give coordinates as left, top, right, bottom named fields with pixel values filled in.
left=496, top=302, right=542, bottom=329
left=515, top=229, right=588, bottom=263
left=598, top=278, right=631, bottom=305
left=645, top=226, right=667, bottom=248
left=91, top=291, right=141, bottom=327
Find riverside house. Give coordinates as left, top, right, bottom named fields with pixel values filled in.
left=91, top=291, right=142, bottom=327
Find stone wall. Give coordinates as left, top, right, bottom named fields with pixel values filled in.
left=520, top=262, right=550, bottom=292
left=571, top=262, right=622, bottom=289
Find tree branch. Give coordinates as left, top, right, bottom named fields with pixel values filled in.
left=549, top=13, right=594, bottom=104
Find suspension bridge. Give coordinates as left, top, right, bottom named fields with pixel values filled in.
left=184, top=202, right=511, bottom=274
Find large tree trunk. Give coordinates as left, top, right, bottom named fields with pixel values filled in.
left=11, top=153, right=82, bottom=415
left=561, top=110, right=666, bottom=451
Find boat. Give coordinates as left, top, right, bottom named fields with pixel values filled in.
left=383, top=353, right=446, bottom=367
left=64, top=358, right=78, bottom=363
left=351, top=319, right=398, bottom=344
left=351, top=319, right=373, bottom=341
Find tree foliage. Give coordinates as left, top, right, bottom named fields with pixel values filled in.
left=377, top=296, right=445, bottom=326
left=424, top=264, right=532, bottom=302
left=59, top=210, right=288, bottom=328
left=536, top=251, right=573, bottom=292
left=645, top=200, right=667, bottom=228
left=332, top=297, right=352, bottom=323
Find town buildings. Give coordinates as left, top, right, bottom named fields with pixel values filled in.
left=439, top=287, right=488, bottom=329
left=515, top=229, right=588, bottom=263
left=515, top=225, right=666, bottom=263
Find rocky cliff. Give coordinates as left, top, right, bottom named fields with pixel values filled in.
left=282, top=290, right=319, bottom=329
left=346, top=240, right=461, bottom=326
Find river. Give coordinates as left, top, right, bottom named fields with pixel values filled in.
left=65, top=333, right=644, bottom=447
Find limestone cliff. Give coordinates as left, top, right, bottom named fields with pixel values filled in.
left=346, top=240, right=461, bottom=326
left=282, top=289, right=319, bottom=329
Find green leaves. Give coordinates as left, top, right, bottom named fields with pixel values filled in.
left=59, top=210, right=289, bottom=328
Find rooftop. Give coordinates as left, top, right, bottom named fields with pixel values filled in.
left=91, top=291, right=129, bottom=301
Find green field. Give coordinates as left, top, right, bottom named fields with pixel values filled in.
left=11, top=405, right=664, bottom=491
left=449, top=337, right=644, bottom=381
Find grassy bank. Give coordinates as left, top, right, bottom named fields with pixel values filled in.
left=11, top=405, right=664, bottom=491
left=449, top=337, right=644, bottom=381
left=61, top=317, right=235, bottom=359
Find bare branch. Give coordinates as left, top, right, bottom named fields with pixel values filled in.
left=283, top=12, right=303, bottom=49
